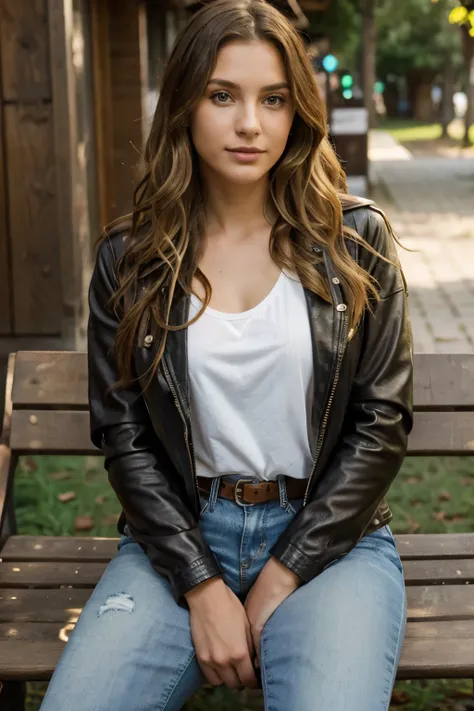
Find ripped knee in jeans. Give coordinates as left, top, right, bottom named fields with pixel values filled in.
left=97, top=592, right=135, bottom=618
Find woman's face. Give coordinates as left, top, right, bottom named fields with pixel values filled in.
left=190, top=39, right=295, bottom=186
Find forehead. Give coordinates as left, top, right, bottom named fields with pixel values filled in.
left=211, top=40, right=288, bottom=87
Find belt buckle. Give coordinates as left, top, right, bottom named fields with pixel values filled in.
left=234, top=478, right=252, bottom=506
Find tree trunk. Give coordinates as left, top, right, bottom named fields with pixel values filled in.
left=441, top=60, right=455, bottom=138
left=461, top=25, right=474, bottom=147
left=361, top=0, right=376, bottom=129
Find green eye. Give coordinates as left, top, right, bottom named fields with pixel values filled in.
left=212, top=91, right=231, bottom=104
left=265, top=95, right=286, bottom=107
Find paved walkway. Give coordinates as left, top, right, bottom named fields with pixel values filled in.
left=368, top=131, right=474, bottom=354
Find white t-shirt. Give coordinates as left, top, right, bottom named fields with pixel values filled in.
left=188, top=270, right=314, bottom=481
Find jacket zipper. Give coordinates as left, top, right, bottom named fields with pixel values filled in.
left=303, top=310, right=348, bottom=505
left=303, top=253, right=349, bottom=505
left=161, top=353, right=200, bottom=514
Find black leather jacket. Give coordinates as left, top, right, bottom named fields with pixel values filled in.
left=88, top=197, right=413, bottom=604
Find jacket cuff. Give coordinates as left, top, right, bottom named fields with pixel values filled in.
left=271, top=538, right=326, bottom=583
left=173, top=555, right=223, bottom=602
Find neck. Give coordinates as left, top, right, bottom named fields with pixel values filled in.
left=200, top=167, right=276, bottom=239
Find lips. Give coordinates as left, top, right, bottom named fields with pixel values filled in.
left=227, top=148, right=264, bottom=154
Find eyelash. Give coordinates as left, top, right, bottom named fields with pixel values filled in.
left=210, top=91, right=287, bottom=107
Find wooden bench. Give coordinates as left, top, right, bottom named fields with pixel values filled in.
left=1, top=350, right=474, bottom=708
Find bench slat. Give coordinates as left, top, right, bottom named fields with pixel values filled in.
left=1, top=621, right=474, bottom=681
left=397, top=634, right=474, bottom=680
left=402, top=559, right=474, bottom=584
left=0, top=622, right=73, bottom=642
left=9, top=409, right=474, bottom=455
left=396, top=533, right=474, bottom=559
left=11, top=352, right=474, bottom=411
left=10, top=410, right=97, bottom=454
left=12, top=351, right=89, bottom=408
left=0, top=585, right=473, bottom=624
left=0, top=588, right=89, bottom=623
left=413, top=354, right=474, bottom=410
left=3, top=559, right=474, bottom=589
left=1, top=536, right=118, bottom=562
left=407, top=586, right=474, bottom=621
left=408, top=411, right=474, bottom=454
left=0, top=562, right=107, bottom=588
left=4, top=534, right=474, bottom=564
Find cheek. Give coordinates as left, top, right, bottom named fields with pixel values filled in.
left=266, top=112, right=293, bottom=151
left=191, top=105, right=227, bottom=149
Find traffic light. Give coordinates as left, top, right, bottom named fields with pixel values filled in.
left=322, top=54, right=339, bottom=73
left=340, top=73, right=353, bottom=90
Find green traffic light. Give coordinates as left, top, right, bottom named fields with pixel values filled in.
left=340, top=74, right=353, bottom=89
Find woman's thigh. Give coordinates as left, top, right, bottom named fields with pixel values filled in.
left=260, top=526, right=407, bottom=711
left=40, top=537, right=205, bottom=711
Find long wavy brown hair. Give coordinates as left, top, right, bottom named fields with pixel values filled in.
left=105, top=0, right=383, bottom=389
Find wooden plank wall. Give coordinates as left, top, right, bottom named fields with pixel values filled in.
left=0, top=0, right=62, bottom=336
left=106, top=0, right=147, bottom=221
left=0, top=53, right=11, bottom=336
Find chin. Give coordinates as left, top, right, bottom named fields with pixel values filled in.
left=216, top=165, right=270, bottom=185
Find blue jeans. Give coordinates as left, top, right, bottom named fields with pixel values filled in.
left=40, top=475, right=407, bottom=711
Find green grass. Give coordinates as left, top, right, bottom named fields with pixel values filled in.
left=376, top=118, right=474, bottom=145
left=14, top=454, right=474, bottom=710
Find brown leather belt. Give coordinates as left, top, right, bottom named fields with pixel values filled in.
left=197, top=476, right=307, bottom=505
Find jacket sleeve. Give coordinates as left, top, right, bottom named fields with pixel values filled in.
left=271, top=208, right=414, bottom=581
left=88, top=237, right=222, bottom=604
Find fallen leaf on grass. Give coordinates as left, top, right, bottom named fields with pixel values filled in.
left=102, top=513, right=120, bottom=526
left=406, top=476, right=423, bottom=485
left=433, top=511, right=446, bottom=522
left=84, top=456, right=103, bottom=473
left=390, top=689, right=411, bottom=705
left=22, top=458, right=38, bottom=473
left=445, top=513, right=466, bottom=523
left=57, top=492, right=77, bottom=503
left=49, top=471, right=73, bottom=481
left=438, top=490, right=452, bottom=502
left=74, top=515, right=94, bottom=532
left=461, top=478, right=474, bottom=486
left=406, top=516, right=421, bottom=533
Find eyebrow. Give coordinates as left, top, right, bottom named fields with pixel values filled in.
left=207, top=78, right=290, bottom=91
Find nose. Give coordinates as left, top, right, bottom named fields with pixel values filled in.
left=235, top=101, right=261, bottom=138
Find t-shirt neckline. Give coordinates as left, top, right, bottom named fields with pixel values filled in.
left=190, top=270, right=286, bottom=321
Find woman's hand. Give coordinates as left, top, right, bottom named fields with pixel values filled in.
left=185, top=577, right=258, bottom=689
left=244, top=557, right=302, bottom=666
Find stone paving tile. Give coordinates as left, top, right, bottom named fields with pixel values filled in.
left=368, top=136, right=474, bottom=354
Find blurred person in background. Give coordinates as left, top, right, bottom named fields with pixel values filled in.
left=41, top=1, right=413, bottom=709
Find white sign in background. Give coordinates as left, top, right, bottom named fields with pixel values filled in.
left=331, top=107, right=369, bottom=136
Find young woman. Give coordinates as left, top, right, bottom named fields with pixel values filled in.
left=40, top=1, right=413, bottom=709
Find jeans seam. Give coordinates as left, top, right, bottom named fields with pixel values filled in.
left=160, top=649, right=197, bottom=711
left=382, top=584, right=407, bottom=709
left=240, top=506, right=250, bottom=592
left=260, top=630, right=274, bottom=711
left=247, top=504, right=268, bottom=568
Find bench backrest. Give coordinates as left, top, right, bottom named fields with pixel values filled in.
left=2, top=351, right=474, bottom=457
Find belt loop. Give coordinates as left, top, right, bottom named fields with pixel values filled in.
left=277, top=474, right=289, bottom=510
left=208, top=476, right=221, bottom=512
